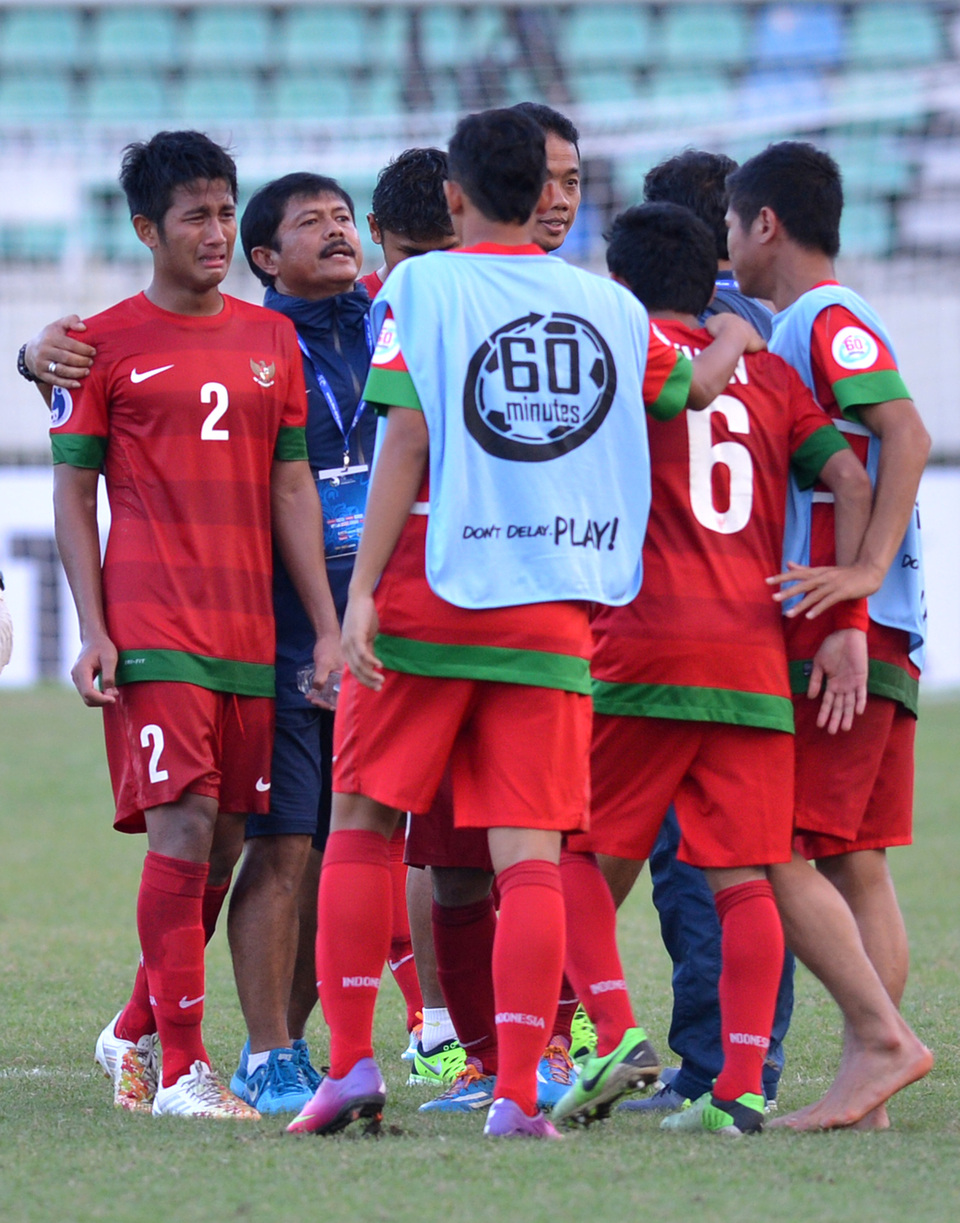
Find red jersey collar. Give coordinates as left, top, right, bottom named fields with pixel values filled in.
left=811, top=279, right=840, bottom=288
left=455, top=242, right=545, bottom=256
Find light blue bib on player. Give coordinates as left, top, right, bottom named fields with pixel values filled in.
left=372, top=250, right=653, bottom=609
left=771, top=284, right=925, bottom=668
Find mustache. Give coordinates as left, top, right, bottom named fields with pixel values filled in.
left=321, top=240, right=356, bottom=258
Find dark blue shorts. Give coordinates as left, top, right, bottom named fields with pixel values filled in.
left=244, top=699, right=333, bottom=850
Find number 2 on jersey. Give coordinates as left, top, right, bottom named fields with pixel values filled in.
left=200, top=382, right=229, bottom=441
left=140, top=724, right=169, bottom=783
left=687, top=394, right=753, bottom=535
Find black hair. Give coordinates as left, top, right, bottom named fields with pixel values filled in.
left=643, top=150, right=738, bottom=262
left=370, top=147, right=454, bottom=240
left=119, top=130, right=238, bottom=227
left=726, top=141, right=842, bottom=258
left=606, top=202, right=717, bottom=318
left=510, top=101, right=580, bottom=154
left=447, top=108, right=546, bottom=225
left=240, top=173, right=355, bottom=287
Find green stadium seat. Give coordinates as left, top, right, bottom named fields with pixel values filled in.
left=378, top=7, right=411, bottom=63
left=500, top=67, right=543, bottom=106
left=278, top=6, right=369, bottom=71
left=839, top=200, right=893, bottom=257
left=184, top=6, right=274, bottom=70
left=831, top=71, right=928, bottom=129
left=353, top=70, right=405, bottom=117
left=177, top=73, right=262, bottom=124
left=269, top=72, right=354, bottom=122
left=646, top=70, right=735, bottom=124
left=658, top=4, right=750, bottom=67
left=0, top=6, right=84, bottom=70
left=558, top=5, right=654, bottom=68
left=0, top=222, right=66, bottom=261
left=829, top=135, right=913, bottom=198
left=82, top=74, right=169, bottom=125
left=420, top=6, right=473, bottom=70
left=847, top=3, right=943, bottom=66
left=89, top=7, right=179, bottom=71
left=0, top=73, right=73, bottom=123
left=568, top=69, right=642, bottom=106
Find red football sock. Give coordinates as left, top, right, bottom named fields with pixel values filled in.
left=116, top=875, right=230, bottom=1045
left=712, top=879, right=784, bottom=1103
left=387, top=829, right=422, bottom=1031
left=316, top=829, right=392, bottom=1079
left=493, top=860, right=565, bottom=1116
left=137, top=851, right=209, bottom=1086
left=560, top=849, right=635, bottom=1055
left=201, top=879, right=230, bottom=944
left=433, top=895, right=498, bottom=1074
left=551, top=974, right=579, bottom=1047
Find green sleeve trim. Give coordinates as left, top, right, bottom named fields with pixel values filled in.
left=274, top=426, right=308, bottom=462
left=833, top=369, right=911, bottom=421
left=646, top=352, right=693, bottom=421
left=791, top=426, right=850, bottom=491
left=375, top=633, right=590, bottom=694
left=51, top=434, right=107, bottom=468
left=116, top=649, right=275, bottom=698
left=788, top=658, right=918, bottom=716
left=591, top=679, right=794, bottom=732
left=363, top=366, right=423, bottom=413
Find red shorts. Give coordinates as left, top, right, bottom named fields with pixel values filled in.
left=103, top=682, right=274, bottom=834
left=404, top=766, right=494, bottom=871
left=568, top=715, right=794, bottom=869
left=334, top=667, right=591, bottom=832
left=793, top=694, right=915, bottom=858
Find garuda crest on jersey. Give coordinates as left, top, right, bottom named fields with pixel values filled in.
left=251, top=359, right=276, bottom=388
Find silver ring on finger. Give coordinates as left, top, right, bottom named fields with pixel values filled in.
left=48, top=361, right=57, bottom=375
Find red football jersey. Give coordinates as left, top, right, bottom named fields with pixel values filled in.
left=591, top=319, right=849, bottom=731
left=50, top=292, right=308, bottom=696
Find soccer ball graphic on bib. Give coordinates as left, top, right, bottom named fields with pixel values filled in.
left=464, top=312, right=617, bottom=462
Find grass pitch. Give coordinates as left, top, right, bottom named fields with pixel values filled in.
left=1, top=686, right=958, bottom=1223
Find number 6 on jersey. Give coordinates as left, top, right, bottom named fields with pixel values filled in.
left=687, top=394, right=753, bottom=535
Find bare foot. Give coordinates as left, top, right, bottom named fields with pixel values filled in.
left=770, top=1032, right=932, bottom=1131
left=851, top=1104, right=890, bottom=1131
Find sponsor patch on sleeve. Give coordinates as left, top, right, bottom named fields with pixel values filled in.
left=831, top=326, right=880, bottom=371
left=372, top=316, right=403, bottom=368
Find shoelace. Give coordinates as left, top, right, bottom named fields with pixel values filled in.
left=188, top=1062, right=227, bottom=1106
left=438, top=1062, right=487, bottom=1097
left=543, top=1044, right=575, bottom=1084
left=271, top=1055, right=304, bottom=1093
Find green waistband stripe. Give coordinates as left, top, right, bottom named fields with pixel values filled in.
left=374, top=633, right=591, bottom=694
left=115, top=649, right=275, bottom=698
left=591, top=679, right=794, bottom=732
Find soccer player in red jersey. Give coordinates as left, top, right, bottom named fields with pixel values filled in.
left=551, top=201, right=874, bottom=1134
left=287, top=109, right=760, bottom=1140
left=361, top=147, right=458, bottom=301
left=48, top=131, right=340, bottom=1119
left=726, top=142, right=933, bottom=1130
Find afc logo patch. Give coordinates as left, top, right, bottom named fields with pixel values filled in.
left=463, top=312, right=617, bottom=463
left=49, top=386, right=73, bottom=428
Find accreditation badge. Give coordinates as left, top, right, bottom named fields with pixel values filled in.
left=315, top=465, right=369, bottom=558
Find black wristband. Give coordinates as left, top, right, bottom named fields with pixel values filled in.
left=17, top=343, right=40, bottom=383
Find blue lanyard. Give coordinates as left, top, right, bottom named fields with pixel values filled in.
left=714, top=276, right=739, bottom=291
left=297, top=313, right=375, bottom=468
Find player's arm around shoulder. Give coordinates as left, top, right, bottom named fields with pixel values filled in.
left=270, top=458, right=343, bottom=709
left=688, top=312, right=767, bottom=409
left=23, top=315, right=96, bottom=398
left=53, top=464, right=118, bottom=707
left=342, top=406, right=428, bottom=691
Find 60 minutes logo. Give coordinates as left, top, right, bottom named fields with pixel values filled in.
left=463, top=312, right=617, bottom=462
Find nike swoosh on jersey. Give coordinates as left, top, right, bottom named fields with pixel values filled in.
left=256, top=777, right=271, bottom=792
left=130, top=364, right=174, bottom=383
left=178, top=994, right=205, bottom=1009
